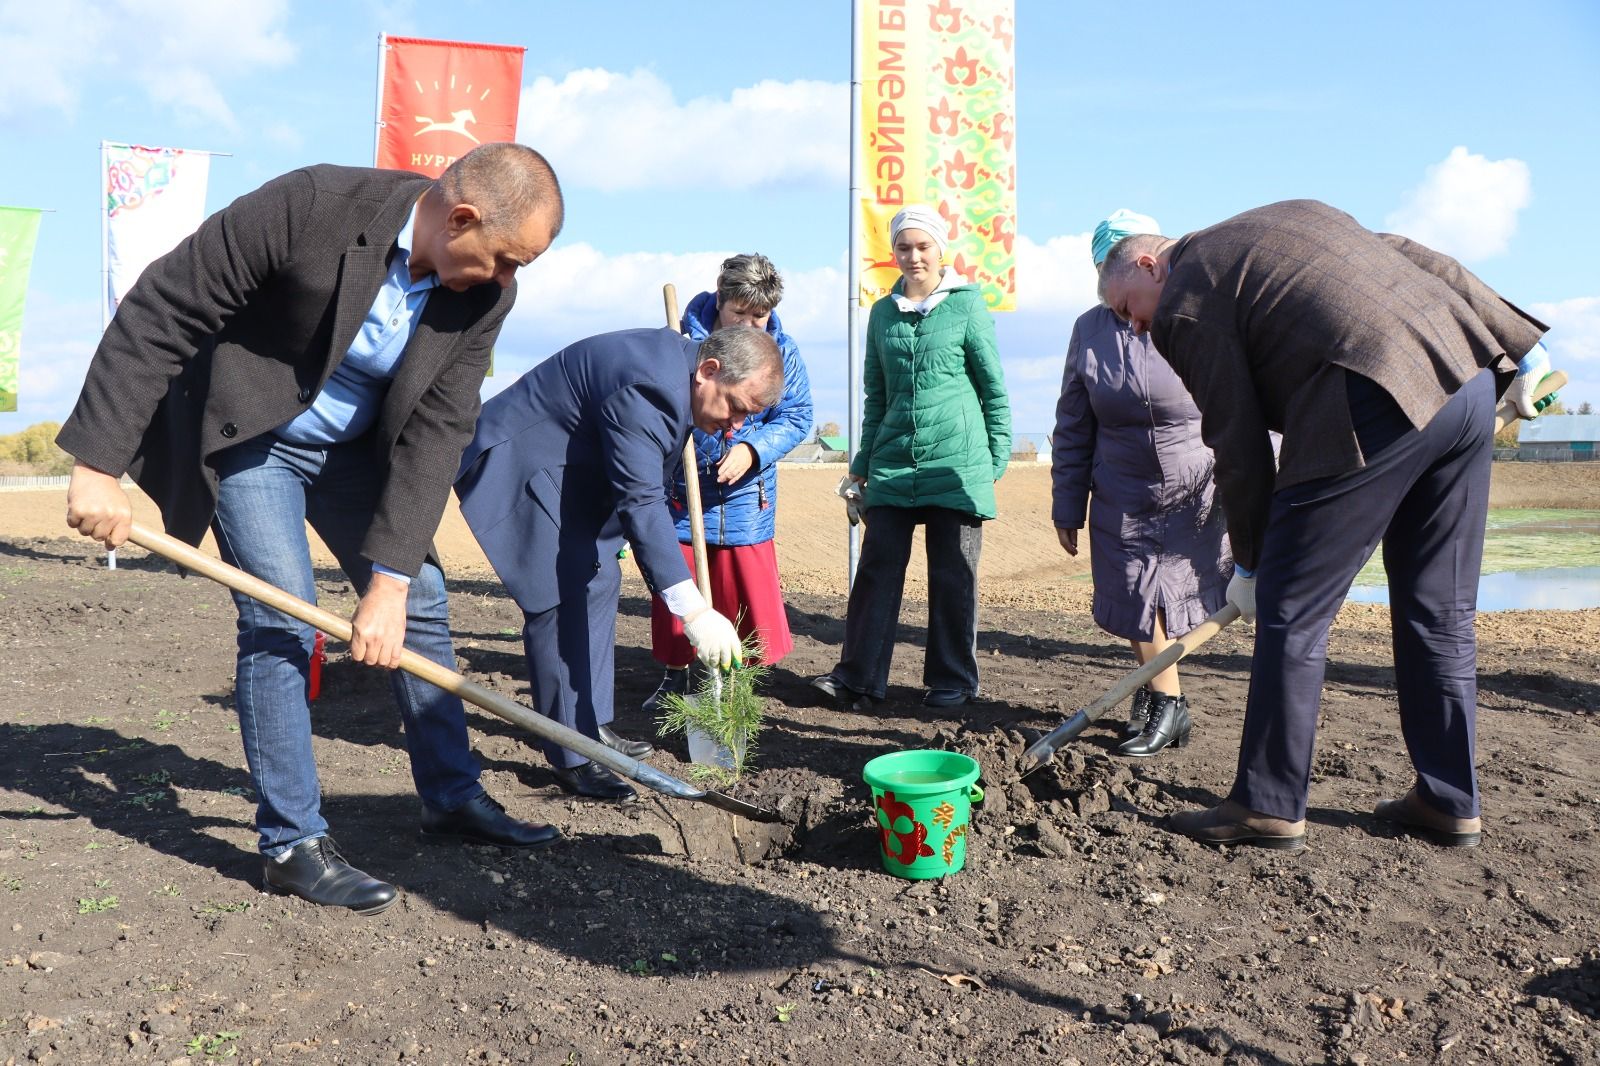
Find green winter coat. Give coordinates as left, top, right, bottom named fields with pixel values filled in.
left=850, top=275, right=1012, bottom=518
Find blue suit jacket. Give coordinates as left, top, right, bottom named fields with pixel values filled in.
left=455, top=328, right=699, bottom=614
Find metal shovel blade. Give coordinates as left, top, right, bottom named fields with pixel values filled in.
left=1016, top=603, right=1240, bottom=779
left=126, top=523, right=784, bottom=824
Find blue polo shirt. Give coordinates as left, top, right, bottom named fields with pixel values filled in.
left=276, top=206, right=438, bottom=445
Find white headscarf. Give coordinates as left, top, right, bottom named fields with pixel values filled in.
left=889, top=204, right=948, bottom=257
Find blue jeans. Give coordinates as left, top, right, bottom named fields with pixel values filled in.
left=211, top=434, right=482, bottom=855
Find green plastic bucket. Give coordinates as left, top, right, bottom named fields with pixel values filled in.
left=863, top=749, right=984, bottom=879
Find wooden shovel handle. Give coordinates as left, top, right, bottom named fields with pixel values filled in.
left=1080, top=603, right=1241, bottom=725
left=125, top=522, right=636, bottom=777
left=663, top=282, right=714, bottom=605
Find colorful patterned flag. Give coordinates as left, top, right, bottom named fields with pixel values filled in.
left=0, top=208, right=42, bottom=412
left=377, top=36, right=525, bottom=177
left=104, top=143, right=210, bottom=322
left=858, top=0, right=1017, bottom=310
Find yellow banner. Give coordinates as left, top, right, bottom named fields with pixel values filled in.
left=859, top=0, right=1016, bottom=310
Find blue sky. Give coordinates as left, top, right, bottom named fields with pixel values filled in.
left=4, top=0, right=1598, bottom=437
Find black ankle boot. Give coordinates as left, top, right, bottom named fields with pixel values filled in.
left=1117, top=693, right=1191, bottom=757
left=1122, top=686, right=1154, bottom=738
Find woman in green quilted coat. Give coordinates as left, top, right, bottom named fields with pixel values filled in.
left=811, top=204, right=1011, bottom=709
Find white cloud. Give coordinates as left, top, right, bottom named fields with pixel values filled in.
left=0, top=0, right=295, bottom=129
left=488, top=237, right=1095, bottom=435
left=488, top=244, right=845, bottom=393
left=517, top=69, right=847, bottom=191
left=1, top=294, right=100, bottom=429
left=1533, top=296, right=1600, bottom=365
left=1384, top=146, right=1531, bottom=261
left=1014, top=232, right=1099, bottom=314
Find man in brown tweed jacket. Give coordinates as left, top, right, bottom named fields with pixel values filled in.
left=1100, top=199, right=1547, bottom=851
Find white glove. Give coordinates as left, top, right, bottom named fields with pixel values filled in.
left=1506, top=343, right=1555, bottom=419
left=1226, top=570, right=1257, bottom=623
left=683, top=608, right=743, bottom=669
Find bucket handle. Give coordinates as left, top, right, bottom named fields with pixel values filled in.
left=968, top=783, right=985, bottom=803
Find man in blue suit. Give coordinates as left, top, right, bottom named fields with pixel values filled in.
left=455, top=326, right=783, bottom=799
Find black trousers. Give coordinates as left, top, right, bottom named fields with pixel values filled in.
left=1232, top=369, right=1495, bottom=821
left=833, top=505, right=983, bottom=699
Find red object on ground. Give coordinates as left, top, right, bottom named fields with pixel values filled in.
left=308, top=631, right=326, bottom=701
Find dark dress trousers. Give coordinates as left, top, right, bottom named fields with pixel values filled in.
left=1151, top=200, right=1547, bottom=822
left=455, top=328, right=699, bottom=768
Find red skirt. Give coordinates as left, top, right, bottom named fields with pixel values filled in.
left=650, top=540, right=794, bottom=667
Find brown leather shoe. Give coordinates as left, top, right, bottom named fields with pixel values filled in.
left=1374, top=789, right=1481, bottom=848
left=1168, top=800, right=1307, bottom=851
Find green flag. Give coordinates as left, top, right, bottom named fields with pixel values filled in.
left=0, top=208, right=43, bottom=413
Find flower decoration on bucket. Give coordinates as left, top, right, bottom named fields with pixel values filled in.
left=876, top=790, right=935, bottom=865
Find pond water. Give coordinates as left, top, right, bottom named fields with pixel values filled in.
left=1347, top=510, right=1600, bottom=611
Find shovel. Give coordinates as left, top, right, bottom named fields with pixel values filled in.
left=663, top=283, right=727, bottom=720
left=125, top=522, right=782, bottom=823
left=1017, top=604, right=1242, bottom=778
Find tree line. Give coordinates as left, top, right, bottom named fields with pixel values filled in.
left=0, top=423, right=74, bottom=476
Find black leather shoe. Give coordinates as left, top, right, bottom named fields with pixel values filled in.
left=599, top=724, right=655, bottom=759
left=814, top=674, right=877, bottom=712
left=810, top=673, right=848, bottom=700
left=923, top=688, right=973, bottom=708
left=1117, top=693, right=1191, bottom=757
left=263, top=837, right=397, bottom=915
left=551, top=761, right=637, bottom=802
left=420, top=791, right=561, bottom=850
left=641, top=668, right=691, bottom=714
left=1122, top=686, right=1154, bottom=738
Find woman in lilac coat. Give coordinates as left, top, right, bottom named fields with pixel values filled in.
left=1052, top=210, right=1233, bottom=757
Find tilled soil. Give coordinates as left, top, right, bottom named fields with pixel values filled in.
left=1, top=532, right=1597, bottom=1065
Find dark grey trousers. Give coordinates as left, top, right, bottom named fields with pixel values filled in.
left=832, top=505, right=983, bottom=699
left=1233, top=369, right=1495, bottom=822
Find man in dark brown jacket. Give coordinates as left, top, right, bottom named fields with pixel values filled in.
left=59, top=144, right=566, bottom=913
left=1100, top=199, right=1547, bottom=851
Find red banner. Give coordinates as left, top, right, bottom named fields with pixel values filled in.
left=377, top=36, right=525, bottom=177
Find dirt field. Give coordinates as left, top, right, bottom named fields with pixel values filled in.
left=2, top=463, right=1598, bottom=1064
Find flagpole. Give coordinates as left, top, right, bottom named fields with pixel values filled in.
left=373, top=33, right=388, bottom=165
left=846, top=0, right=864, bottom=587
left=98, top=141, right=118, bottom=570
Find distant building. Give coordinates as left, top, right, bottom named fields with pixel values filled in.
left=781, top=434, right=850, bottom=464
left=1515, top=415, right=1600, bottom=461
left=1011, top=432, right=1052, bottom=463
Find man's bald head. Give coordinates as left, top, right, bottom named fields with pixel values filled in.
left=437, top=143, right=564, bottom=241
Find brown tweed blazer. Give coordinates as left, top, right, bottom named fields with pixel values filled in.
left=1150, top=199, right=1547, bottom=570
left=58, top=165, right=515, bottom=576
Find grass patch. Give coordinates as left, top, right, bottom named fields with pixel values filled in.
left=199, top=900, right=252, bottom=915
left=185, top=1031, right=241, bottom=1059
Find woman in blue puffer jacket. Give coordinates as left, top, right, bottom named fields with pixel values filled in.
left=642, top=253, right=815, bottom=711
